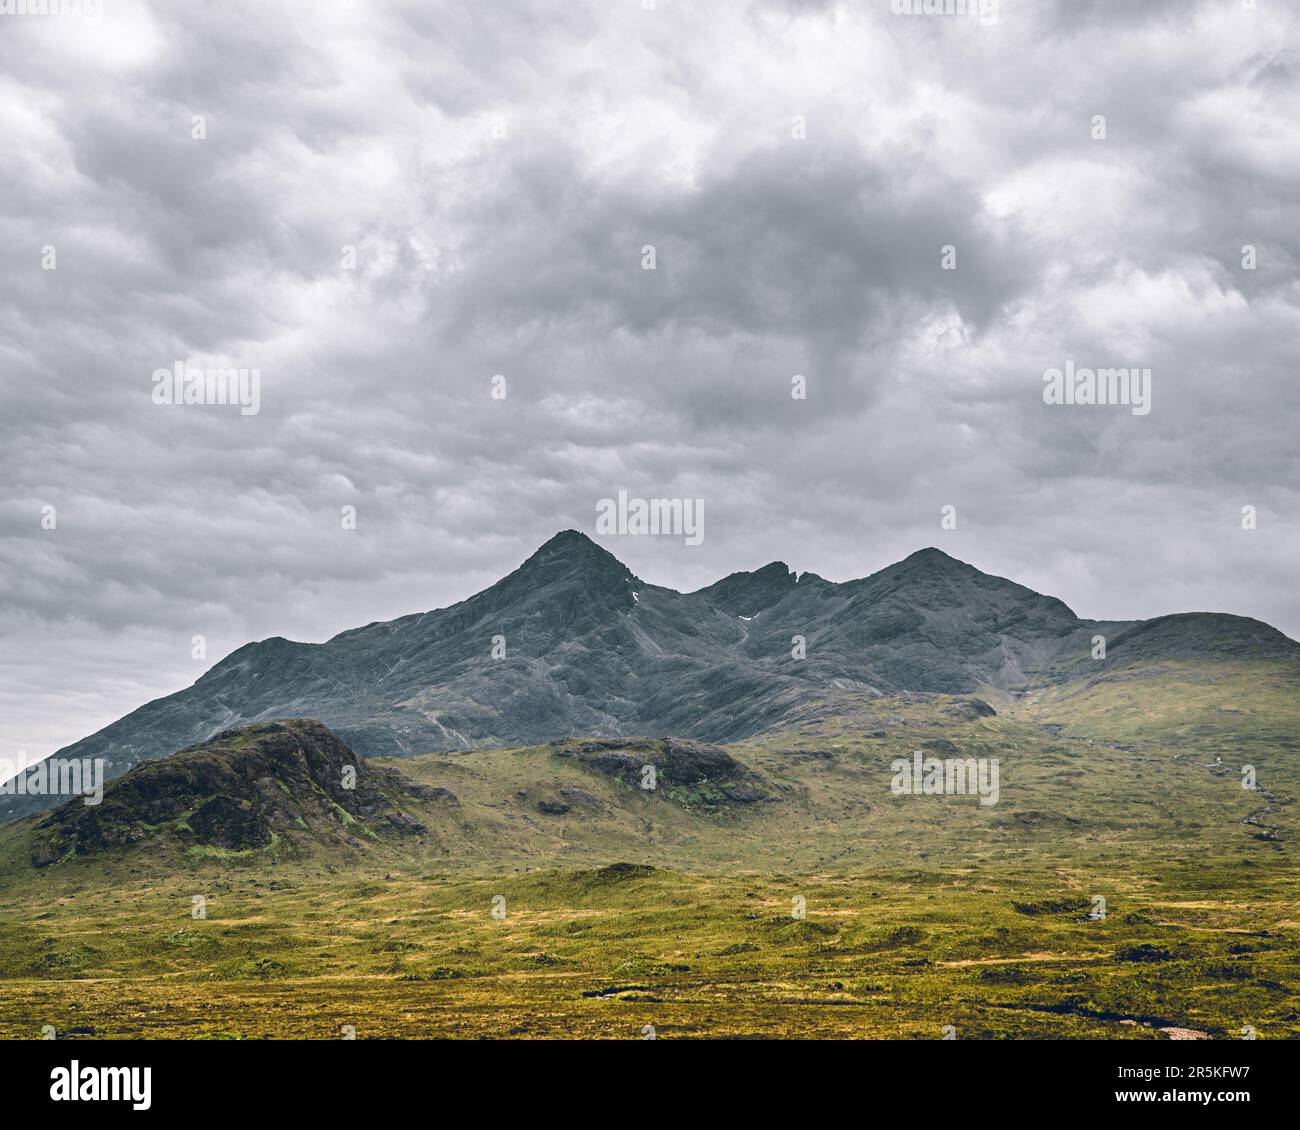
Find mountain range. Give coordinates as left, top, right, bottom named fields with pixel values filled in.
left=4, top=533, right=1300, bottom=1040
left=3, top=529, right=1295, bottom=825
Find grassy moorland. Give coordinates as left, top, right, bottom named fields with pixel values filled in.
left=0, top=658, right=1296, bottom=1039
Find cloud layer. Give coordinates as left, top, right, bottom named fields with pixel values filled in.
left=2, top=0, right=1298, bottom=763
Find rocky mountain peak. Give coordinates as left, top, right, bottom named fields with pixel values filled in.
left=696, top=560, right=797, bottom=616
left=513, top=529, right=637, bottom=589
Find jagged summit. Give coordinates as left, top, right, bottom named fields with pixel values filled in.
left=532, top=528, right=608, bottom=556
left=519, top=529, right=636, bottom=579
left=877, top=547, right=984, bottom=587
left=696, top=560, right=798, bottom=617
left=900, top=546, right=968, bottom=567
left=4, top=531, right=1296, bottom=826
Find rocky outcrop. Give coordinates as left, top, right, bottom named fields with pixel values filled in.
left=29, top=720, right=433, bottom=866
left=549, top=737, right=769, bottom=808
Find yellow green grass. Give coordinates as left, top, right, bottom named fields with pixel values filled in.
left=1, top=658, right=1296, bottom=1039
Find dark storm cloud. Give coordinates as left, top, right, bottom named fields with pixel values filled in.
left=1, top=0, right=1297, bottom=765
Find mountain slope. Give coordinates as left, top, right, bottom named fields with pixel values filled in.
left=4, top=531, right=1296, bottom=825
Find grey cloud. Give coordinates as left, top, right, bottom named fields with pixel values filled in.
left=1, top=0, right=1297, bottom=763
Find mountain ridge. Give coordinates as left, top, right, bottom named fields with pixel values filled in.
left=3, top=531, right=1296, bottom=825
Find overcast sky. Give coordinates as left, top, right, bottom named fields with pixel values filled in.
left=2, top=0, right=1298, bottom=767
